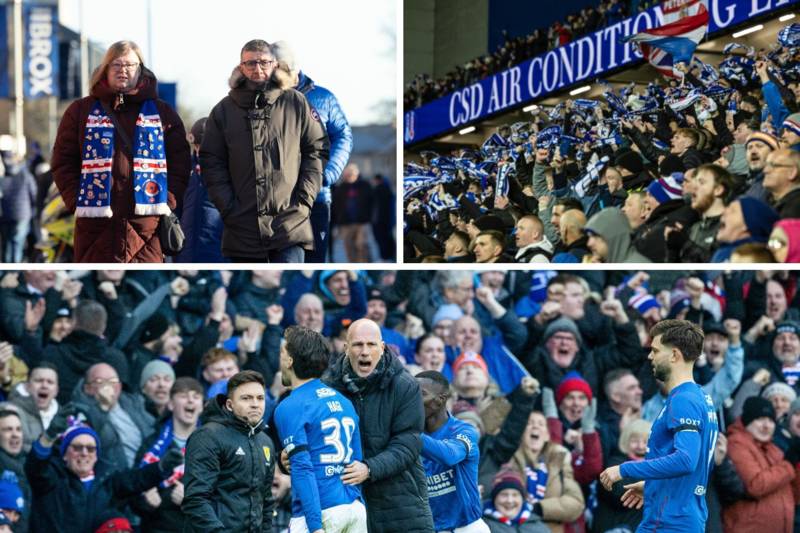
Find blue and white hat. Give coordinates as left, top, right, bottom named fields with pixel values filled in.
left=646, top=173, right=684, bottom=205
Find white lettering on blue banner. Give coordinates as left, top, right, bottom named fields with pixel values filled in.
left=25, top=4, right=58, bottom=98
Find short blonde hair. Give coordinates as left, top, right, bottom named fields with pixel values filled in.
left=619, top=418, right=652, bottom=455
left=90, top=40, right=146, bottom=89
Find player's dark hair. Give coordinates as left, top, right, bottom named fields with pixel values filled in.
left=227, top=370, right=265, bottom=396
left=649, top=319, right=704, bottom=362
left=416, top=370, right=451, bottom=395
left=285, top=325, right=330, bottom=380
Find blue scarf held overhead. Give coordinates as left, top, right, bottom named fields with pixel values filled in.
left=78, top=99, right=169, bottom=218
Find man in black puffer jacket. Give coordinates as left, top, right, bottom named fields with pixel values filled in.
left=182, top=370, right=275, bottom=533
left=323, top=319, right=434, bottom=533
left=200, top=39, right=329, bottom=263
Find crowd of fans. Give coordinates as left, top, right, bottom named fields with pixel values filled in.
left=404, top=25, right=800, bottom=264
left=404, top=0, right=635, bottom=110
left=2, top=268, right=800, bottom=532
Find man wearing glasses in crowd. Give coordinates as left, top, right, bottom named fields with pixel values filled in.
left=201, top=39, right=329, bottom=263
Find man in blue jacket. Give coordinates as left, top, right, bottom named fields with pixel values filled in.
left=272, top=41, right=354, bottom=263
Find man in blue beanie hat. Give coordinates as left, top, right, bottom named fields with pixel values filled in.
left=25, top=412, right=183, bottom=532
left=712, top=196, right=779, bottom=262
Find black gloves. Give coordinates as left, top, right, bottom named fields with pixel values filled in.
left=45, top=405, right=76, bottom=441
left=159, top=448, right=184, bottom=476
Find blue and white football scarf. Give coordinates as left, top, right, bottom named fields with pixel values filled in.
left=78, top=99, right=169, bottom=217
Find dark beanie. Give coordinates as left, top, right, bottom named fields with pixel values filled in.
left=367, top=287, right=387, bottom=304
left=543, top=317, right=583, bottom=345
left=615, top=150, right=644, bottom=175
left=491, top=467, right=526, bottom=501
left=475, top=214, right=506, bottom=233
left=407, top=230, right=443, bottom=256
left=741, top=396, right=776, bottom=427
left=776, top=321, right=800, bottom=338
left=659, top=154, right=686, bottom=177
left=738, top=197, right=780, bottom=241
left=140, top=312, right=170, bottom=344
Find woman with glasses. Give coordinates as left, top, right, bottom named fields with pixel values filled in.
left=51, top=40, right=191, bottom=263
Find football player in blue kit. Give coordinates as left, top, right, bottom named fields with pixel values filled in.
left=599, top=319, right=719, bottom=533
left=274, top=326, right=367, bottom=533
left=416, top=370, right=490, bottom=533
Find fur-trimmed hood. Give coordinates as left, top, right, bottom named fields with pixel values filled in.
left=226, top=64, right=298, bottom=110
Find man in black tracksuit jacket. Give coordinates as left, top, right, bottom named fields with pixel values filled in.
left=182, top=371, right=275, bottom=533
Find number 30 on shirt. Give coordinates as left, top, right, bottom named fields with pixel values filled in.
left=320, top=416, right=357, bottom=464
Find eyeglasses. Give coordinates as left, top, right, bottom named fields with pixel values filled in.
left=69, top=444, right=97, bottom=454
left=109, top=61, right=140, bottom=72
left=89, top=378, right=120, bottom=387
left=768, top=237, right=787, bottom=250
left=241, top=59, right=275, bottom=70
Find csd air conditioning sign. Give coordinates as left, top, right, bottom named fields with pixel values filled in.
left=404, top=0, right=800, bottom=146
left=24, top=4, right=58, bottom=98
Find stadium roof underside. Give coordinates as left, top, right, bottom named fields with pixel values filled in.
left=404, top=5, right=795, bottom=156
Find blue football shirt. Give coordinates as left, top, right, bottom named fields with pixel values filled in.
left=421, top=415, right=482, bottom=530
left=620, top=381, right=719, bottom=532
left=274, top=378, right=363, bottom=531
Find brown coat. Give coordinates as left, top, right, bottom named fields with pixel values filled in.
left=52, top=70, right=190, bottom=262
left=723, top=420, right=796, bottom=533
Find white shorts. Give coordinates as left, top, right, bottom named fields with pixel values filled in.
left=437, top=518, right=491, bottom=533
left=289, top=500, right=368, bottom=533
